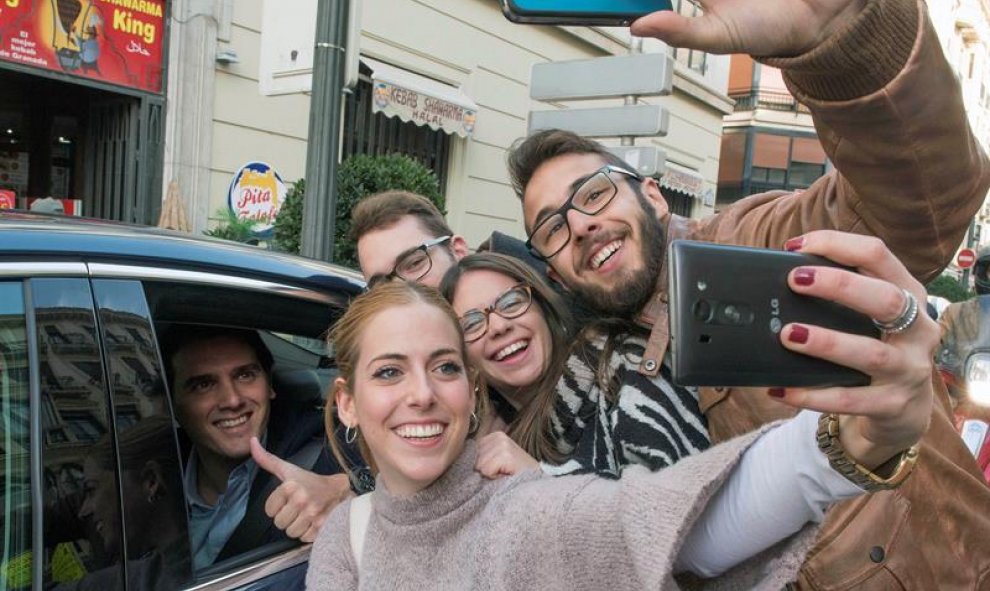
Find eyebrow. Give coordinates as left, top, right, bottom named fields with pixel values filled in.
left=365, top=347, right=461, bottom=369
left=531, top=171, right=600, bottom=229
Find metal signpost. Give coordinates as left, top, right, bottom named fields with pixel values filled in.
left=528, top=50, right=674, bottom=177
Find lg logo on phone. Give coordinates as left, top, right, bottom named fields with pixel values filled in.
left=769, top=298, right=783, bottom=334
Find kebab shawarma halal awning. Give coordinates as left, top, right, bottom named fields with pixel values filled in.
left=362, top=58, right=478, bottom=138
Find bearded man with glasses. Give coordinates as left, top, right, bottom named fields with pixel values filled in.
left=506, top=0, right=990, bottom=588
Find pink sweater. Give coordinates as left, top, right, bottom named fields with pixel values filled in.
left=306, top=430, right=818, bottom=590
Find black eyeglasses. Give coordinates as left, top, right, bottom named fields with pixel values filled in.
left=368, top=235, right=452, bottom=288
left=525, top=165, right=641, bottom=260
left=458, top=284, right=533, bottom=343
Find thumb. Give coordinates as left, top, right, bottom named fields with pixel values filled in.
left=250, top=436, right=293, bottom=482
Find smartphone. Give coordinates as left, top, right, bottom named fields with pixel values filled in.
left=668, top=240, right=880, bottom=388
left=499, top=0, right=673, bottom=27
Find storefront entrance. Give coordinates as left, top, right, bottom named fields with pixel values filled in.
left=0, top=68, right=163, bottom=224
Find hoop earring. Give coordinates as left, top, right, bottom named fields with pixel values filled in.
left=345, top=424, right=358, bottom=444
left=469, top=411, right=479, bottom=434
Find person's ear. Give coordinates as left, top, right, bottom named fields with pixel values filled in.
left=450, top=235, right=470, bottom=260
left=334, top=377, right=358, bottom=428
left=641, top=177, right=669, bottom=218
left=141, top=460, right=166, bottom=503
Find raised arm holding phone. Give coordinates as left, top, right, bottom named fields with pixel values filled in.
left=503, top=0, right=990, bottom=588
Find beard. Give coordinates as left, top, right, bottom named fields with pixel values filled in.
left=575, top=194, right=665, bottom=318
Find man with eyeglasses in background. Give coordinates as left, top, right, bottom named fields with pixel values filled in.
left=505, top=0, right=990, bottom=588
left=352, top=190, right=550, bottom=289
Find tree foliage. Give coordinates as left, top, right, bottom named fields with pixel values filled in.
left=272, top=154, right=443, bottom=269
left=926, top=273, right=975, bottom=303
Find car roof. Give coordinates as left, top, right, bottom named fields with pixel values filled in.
left=0, top=211, right=365, bottom=295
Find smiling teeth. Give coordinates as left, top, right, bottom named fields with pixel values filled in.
left=217, top=415, right=249, bottom=429
left=395, top=423, right=444, bottom=438
left=494, top=341, right=528, bottom=361
left=591, top=240, right=622, bottom=269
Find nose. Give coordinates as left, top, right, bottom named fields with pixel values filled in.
left=566, top=208, right=599, bottom=245
left=79, top=496, right=93, bottom=519
left=405, top=369, right=436, bottom=408
left=217, top=379, right=245, bottom=409
left=487, top=311, right=512, bottom=338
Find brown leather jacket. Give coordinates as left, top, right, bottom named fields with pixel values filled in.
left=636, top=0, right=990, bottom=588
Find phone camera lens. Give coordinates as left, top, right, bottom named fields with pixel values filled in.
left=692, top=300, right=713, bottom=323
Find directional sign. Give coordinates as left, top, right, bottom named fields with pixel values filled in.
left=528, top=104, right=669, bottom=138
left=608, top=146, right=667, bottom=177
left=957, top=248, right=977, bottom=269
left=531, top=53, right=674, bottom=101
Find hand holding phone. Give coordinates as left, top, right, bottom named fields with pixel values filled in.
left=499, top=0, right=673, bottom=27
left=668, top=240, right=879, bottom=388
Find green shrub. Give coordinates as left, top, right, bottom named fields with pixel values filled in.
left=273, top=179, right=305, bottom=254
left=273, top=154, right=442, bottom=266
left=204, top=208, right=259, bottom=245
left=926, top=273, right=975, bottom=303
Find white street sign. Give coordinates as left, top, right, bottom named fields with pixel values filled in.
left=531, top=53, right=673, bottom=101
left=608, top=146, right=667, bottom=177
left=528, top=104, right=669, bottom=138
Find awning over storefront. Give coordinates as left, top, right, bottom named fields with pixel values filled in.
left=659, top=162, right=706, bottom=200
left=362, top=58, right=478, bottom=138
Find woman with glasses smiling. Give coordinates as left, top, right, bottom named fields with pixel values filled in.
left=440, top=252, right=709, bottom=478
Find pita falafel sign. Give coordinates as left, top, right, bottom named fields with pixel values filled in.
left=226, top=162, right=287, bottom=238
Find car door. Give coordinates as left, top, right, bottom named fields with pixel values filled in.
left=94, top=267, right=351, bottom=591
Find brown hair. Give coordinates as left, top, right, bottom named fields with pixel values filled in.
left=439, top=253, right=573, bottom=464
left=507, top=129, right=634, bottom=203
left=349, top=190, right=453, bottom=243
left=325, top=280, right=489, bottom=477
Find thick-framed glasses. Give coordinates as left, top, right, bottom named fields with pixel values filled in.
left=459, top=284, right=533, bottom=343
left=525, top=165, right=642, bottom=260
left=368, top=235, right=452, bottom=288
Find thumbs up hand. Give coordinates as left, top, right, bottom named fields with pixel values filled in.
left=251, top=437, right=353, bottom=543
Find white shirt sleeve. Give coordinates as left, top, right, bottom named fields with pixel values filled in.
left=674, top=410, right=865, bottom=578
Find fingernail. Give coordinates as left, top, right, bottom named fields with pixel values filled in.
left=768, top=387, right=786, bottom=398
left=788, top=324, right=810, bottom=344
left=793, top=267, right=816, bottom=286
left=784, top=236, right=805, bottom=251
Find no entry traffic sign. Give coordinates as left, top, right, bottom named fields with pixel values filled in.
left=957, top=248, right=977, bottom=269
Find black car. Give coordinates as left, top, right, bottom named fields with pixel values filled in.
left=0, top=212, right=365, bottom=590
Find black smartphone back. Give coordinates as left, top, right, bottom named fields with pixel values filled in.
left=500, top=0, right=673, bottom=26
left=668, top=240, right=879, bottom=388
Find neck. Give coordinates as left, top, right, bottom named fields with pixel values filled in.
left=195, top=451, right=244, bottom=506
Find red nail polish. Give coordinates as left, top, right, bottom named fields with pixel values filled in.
left=788, top=324, right=810, bottom=344
left=793, top=268, right=816, bottom=286
left=768, top=387, right=786, bottom=398
left=784, top=236, right=805, bottom=251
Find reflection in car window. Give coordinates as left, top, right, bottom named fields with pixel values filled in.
left=32, top=279, right=123, bottom=589
left=0, top=283, right=31, bottom=591
left=92, top=280, right=192, bottom=590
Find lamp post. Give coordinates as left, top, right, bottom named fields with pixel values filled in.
left=301, top=0, right=349, bottom=262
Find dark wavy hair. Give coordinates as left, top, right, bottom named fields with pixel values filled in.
left=439, top=252, right=574, bottom=463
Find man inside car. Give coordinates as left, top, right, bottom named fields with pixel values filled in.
left=162, top=326, right=354, bottom=570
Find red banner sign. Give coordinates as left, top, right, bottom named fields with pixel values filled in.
left=0, top=0, right=166, bottom=94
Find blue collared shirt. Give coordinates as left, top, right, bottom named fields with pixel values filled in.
left=183, top=437, right=265, bottom=570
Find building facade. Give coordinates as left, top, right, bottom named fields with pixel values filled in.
left=0, top=0, right=168, bottom=223
left=717, top=0, right=990, bottom=256
left=162, top=0, right=733, bottom=250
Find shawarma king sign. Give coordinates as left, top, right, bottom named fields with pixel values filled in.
left=0, top=0, right=166, bottom=94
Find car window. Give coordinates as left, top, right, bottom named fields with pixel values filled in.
left=143, top=279, right=350, bottom=584
left=92, top=280, right=193, bottom=590
left=31, top=278, right=124, bottom=589
left=0, top=282, right=31, bottom=591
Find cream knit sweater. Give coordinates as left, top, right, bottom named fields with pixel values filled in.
left=306, top=429, right=818, bottom=590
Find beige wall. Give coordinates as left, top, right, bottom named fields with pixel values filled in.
left=200, top=0, right=732, bottom=245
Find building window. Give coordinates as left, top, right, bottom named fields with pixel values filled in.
left=669, top=0, right=708, bottom=75
left=341, top=75, right=452, bottom=191
left=717, top=131, right=828, bottom=206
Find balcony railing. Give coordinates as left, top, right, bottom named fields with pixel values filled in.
left=730, top=90, right=810, bottom=113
